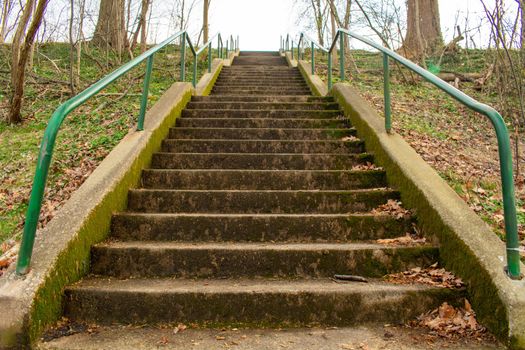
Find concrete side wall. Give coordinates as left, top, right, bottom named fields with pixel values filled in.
left=331, top=83, right=525, bottom=349
left=297, top=60, right=328, bottom=97
left=0, top=83, right=193, bottom=349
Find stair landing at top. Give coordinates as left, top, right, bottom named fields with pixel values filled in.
left=232, top=51, right=287, bottom=66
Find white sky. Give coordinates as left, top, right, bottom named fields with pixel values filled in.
left=204, top=0, right=492, bottom=51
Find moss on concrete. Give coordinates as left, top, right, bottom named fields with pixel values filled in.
left=13, top=86, right=193, bottom=348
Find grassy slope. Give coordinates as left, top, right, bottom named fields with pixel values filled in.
left=311, top=49, right=525, bottom=243
left=0, top=43, right=213, bottom=247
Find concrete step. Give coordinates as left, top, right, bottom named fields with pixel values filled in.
left=141, top=169, right=384, bottom=190
left=126, top=189, right=399, bottom=214
left=239, top=51, right=280, bottom=56
left=214, top=81, right=308, bottom=86
left=222, top=66, right=297, bottom=70
left=151, top=152, right=372, bottom=170
left=167, top=128, right=354, bottom=140
left=186, top=102, right=337, bottom=110
left=181, top=109, right=340, bottom=118
left=232, top=57, right=288, bottom=65
left=213, top=90, right=311, bottom=96
left=191, top=96, right=333, bottom=103
left=91, top=242, right=439, bottom=279
left=175, top=117, right=347, bottom=129
left=111, top=213, right=412, bottom=242
left=64, top=278, right=462, bottom=326
left=213, top=84, right=308, bottom=89
left=211, top=88, right=312, bottom=95
left=215, top=78, right=306, bottom=83
left=216, top=75, right=304, bottom=80
left=161, top=139, right=364, bottom=154
left=36, top=324, right=499, bottom=350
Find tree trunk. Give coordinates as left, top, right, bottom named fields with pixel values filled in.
left=139, top=0, right=149, bottom=52
left=330, top=8, right=338, bottom=65
left=0, top=0, right=14, bottom=43
left=401, top=0, right=443, bottom=59
left=92, top=0, right=127, bottom=54
left=520, top=0, right=525, bottom=53
left=310, top=0, right=325, bottom=46
left=203, top=0, right=209, bottom=43
left=69, top=0, right=76, bottom=95
left=8, top=0, right=49, bottom=124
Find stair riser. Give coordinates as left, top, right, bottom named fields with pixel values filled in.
left=151, top=153, right=372, bottom=170
left=214, top=80, right=308, bottom=89
left=213, top=91, right=310, bottom=96
left=211, top=90, right=312, bottom=95
left=191, top=96, right=333, bottom=103
left=186, top=103, right=338, bottom=110
left=181, top=110, right=340, bottom=118
left=64, top=287, right=460, bottom=326
left=215, top=79, right=306, bottom=83
left=161, top=140, right=363, bottom=154
left=167, top=128, right=354, bottom=140
left=91, top=246, right=439, bottom=279
left=111, top=214, right=412, bottom=242
left=175, top=118, right=347, bottom=129
left=142, top=169, right=383, bottom=190
left=126, top=190, right=399, bottom=214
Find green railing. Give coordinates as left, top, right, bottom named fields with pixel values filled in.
left=16, top=30, right=238, bottom=275
left=283, top=28, right=521, bottom=279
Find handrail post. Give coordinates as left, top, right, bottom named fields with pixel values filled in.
left=218, top=36, right=221, bottom=59
left=180, top=32, right=186, bottom=81
left=340, top=33, right=345, bottom=81
left=193, top=52, right=197, bottom=87
left=291, top=40, right=294, bottom=60
left=237, top=35, right=239, bottom=51
left=226, top=40, right=229, bottom=58
left=137, top=54, right=154, bottom=131
left=383, top=53, right=392, bottom=133
left=311, top=42, right=315, bottom=75
left=15, top=124, right=58, bottom=274
left=328, top=51, right=332, bottom=90
left=208, top=43, right=212, bottom=72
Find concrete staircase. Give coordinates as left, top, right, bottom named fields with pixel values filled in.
left=62, top=52, right=460, bottom=330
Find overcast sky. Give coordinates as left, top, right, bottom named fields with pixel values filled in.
left=203, top=0, right=492, bottom=51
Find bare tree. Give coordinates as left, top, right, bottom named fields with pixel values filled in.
left=8, top=0, right=49, bottom=124
left=129, top=0, right=150, bottom=52
left=400, top=0, right=443, bottom=59
left=203, top=0, right=210, bottom=43
left=326, top=0, right=351, bottom=30
left=0, top=0, right=14, bottom=43
left=92, top=0, right=127, bottom=55
left=519, top=0, right=525, bottom=53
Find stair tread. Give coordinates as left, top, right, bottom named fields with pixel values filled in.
left=68, top=277, right=447, bottom=293
left=114, top=212, right=396, bottom=218
left=95, top=241, right=430, bottom=251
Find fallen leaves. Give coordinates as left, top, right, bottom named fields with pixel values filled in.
left=173, top=323, right=187, bottom=334
left=372, top=199, right=412, bottom=220
left=384, top=263, right=464, bottom=289
left=410, top=300, right=489, bottom=339
left=341, top=136, right=360, bottom=142
left=351, top=162, right=383, bottom=171
left=0, top=240, right=18, bottom=277
left=376, top=233, right=426, bottom=246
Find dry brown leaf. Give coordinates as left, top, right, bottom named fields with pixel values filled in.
left=385, top=264, right=464, bottom=289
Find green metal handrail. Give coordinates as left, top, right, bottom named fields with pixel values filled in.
left=15, top=30, right=238, bottom=275
left=284, top=28, right=521, bottom=279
